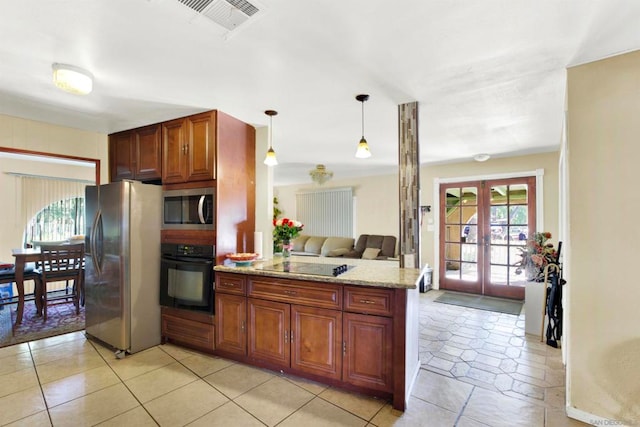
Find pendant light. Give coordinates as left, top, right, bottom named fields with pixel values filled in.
left=263, top=110, right=278, bottom=166
left=355, top=94, right=372, bottom=158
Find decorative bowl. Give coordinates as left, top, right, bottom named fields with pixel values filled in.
left=226, top=253, right=259, bottom=264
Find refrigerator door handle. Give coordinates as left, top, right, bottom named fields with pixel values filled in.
left=198, top=195, right=206, bottom=224
left=91, top=210, right=104, bottom=275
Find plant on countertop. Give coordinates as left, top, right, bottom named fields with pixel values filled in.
left=515, top=231, right=558, bottom=282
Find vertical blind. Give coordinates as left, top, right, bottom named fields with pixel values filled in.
left=296, top=187, right=353, bottom=237
left=19, top=176, right=91, bottom=244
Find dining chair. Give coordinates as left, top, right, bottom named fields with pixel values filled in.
left=35, top=243, right=84, bottom=321
left=0, top=263, right=41, bottom=309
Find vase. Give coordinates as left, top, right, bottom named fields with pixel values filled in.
left=282, top=239, right=292, bottom=260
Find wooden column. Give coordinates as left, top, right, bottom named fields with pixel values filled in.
left=398, top=102, right=420, bottom=269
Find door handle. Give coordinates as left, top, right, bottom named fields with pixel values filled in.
left=198, top=195, right=206, bottom=224
left=90, top=210, right=103, bottom=276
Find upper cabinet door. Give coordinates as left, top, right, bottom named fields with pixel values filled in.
left=162, top=118, right=188, bottom=184
left=134, top=124, right=162, bottom=181
left=186, top=111, right=216, bottom=182
left=161, top=112, right=216, bottom=184
left=109, top=131, right=134, bottom=182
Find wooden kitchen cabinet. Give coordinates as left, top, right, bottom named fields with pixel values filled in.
left=162, top=111, right=216, bottom=184
left=343, top=312, right=393, bottom=392
left=291, top=305, right=342, bottom=380
left=214, top=272, right=410, bottom=410
left=109, top=124, right=162, bottom=182
left=248, top=298, right=290, bottom=367
left=246, top=298, right=342, bottom=380
left=215, top=292, right=247, bottom=356
left=161, top=306, right=215, bottom=351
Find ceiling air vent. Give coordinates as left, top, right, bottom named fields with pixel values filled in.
left=177, top=0, right=262, bottom=32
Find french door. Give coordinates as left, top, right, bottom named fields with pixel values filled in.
left=439, top=177, right=536, bottom=300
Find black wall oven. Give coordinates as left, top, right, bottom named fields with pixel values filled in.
left=160, top=243, right=214, bottom=314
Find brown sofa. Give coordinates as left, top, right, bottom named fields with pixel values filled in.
left=344, top=234, right=397, bottom=260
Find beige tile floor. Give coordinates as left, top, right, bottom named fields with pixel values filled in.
left=0, top=291, right=588, bottom=426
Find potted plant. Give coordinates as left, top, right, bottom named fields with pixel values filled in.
left=515, top=231, right=558, bottom=282
left=273, top=218, right=304, bottom=259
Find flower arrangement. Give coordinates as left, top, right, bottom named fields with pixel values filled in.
left=273, top=218, right=304, bottom=242
left=515, top=231, right=558, bottom=282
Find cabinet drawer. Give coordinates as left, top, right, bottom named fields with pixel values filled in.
left=216, top=273, right=246, bottom=295
left=248, top=277, right=341, bottom=310
left=344, top=286, right=394, bottom=316
left=162, top=314, right=215, bottom=351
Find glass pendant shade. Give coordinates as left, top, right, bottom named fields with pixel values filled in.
left=355, top=137, right=371, bottom=158
left=264, top=147, right=278, bottom=166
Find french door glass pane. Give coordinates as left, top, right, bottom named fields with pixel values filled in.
left=491, top=265, right=508, bottom=285
left=461, top=263, right=478, bottom=281
left=462, top=187, right=477, bottom=205
left=509, top=183, right=529, bottom=204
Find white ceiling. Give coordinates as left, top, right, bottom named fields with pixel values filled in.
left=1, top=0, right=639, bottom=186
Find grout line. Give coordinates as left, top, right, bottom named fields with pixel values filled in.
left=453, top=385, right=475, bottom=427
left=28, top=338, right=55, bottom=427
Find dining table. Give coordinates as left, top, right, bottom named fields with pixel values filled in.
left=11, top=248, right=42, bottom=325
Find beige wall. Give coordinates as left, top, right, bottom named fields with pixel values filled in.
left=275, top=151, right=559, bottom=271
left=275, top=173, right=400, bottom=252
left=567, top=51, right=640, bottom=423
left=421, top=152, right=560, bottom=273
left=0, top=114, right=108, bottom=262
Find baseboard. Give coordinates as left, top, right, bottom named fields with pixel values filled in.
left=565, top=405, right=633, bottom=426
left=406, top=359, right=421, bottom=409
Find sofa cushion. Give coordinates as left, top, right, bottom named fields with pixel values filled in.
left=380, top=236, right=397, bottom=258
left=292, top=235, right=311, bottom=252
left=304, top=236, right=327, bottom=255
left=320, top=237, right=355, bottom=256
left=327, top=248, right=350, bottom=257
left=362, top=247, right=381, bottom=260
left=354, top=234, right=369, bottom=253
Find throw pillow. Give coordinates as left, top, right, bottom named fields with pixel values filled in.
left=327, top=248, right=350, bottom=257
left=361, top=247, right=381, bottom=260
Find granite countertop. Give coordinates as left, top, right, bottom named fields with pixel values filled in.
left=214, top=256, right=421, bottom=289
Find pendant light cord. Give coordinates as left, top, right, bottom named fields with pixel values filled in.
left=361, top=100, right=365, bottom=139
left=269, top=115, right=273, bottom=149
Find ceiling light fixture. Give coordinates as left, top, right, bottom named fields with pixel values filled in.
left=52, top=63, right=93, bottom=95
left=355, top=94, right=372, bottom=158
left=309, top=164, right=333, bottom=185
left=473, top=153, right=491, bottom=162
left=263, top=110, right=278, bottom=166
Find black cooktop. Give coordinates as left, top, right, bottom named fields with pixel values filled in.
left=260, top=262, right=354, bottom=277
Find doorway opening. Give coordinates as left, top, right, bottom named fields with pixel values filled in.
left=439, top=176, right=536, bottom=300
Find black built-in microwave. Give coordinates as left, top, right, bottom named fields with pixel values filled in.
left=162, top=187, right=214, bottom=230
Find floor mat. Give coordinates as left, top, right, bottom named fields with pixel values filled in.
left=434, top=292, right=523, bottom=315
left=0, top=300, right=85, bottom=348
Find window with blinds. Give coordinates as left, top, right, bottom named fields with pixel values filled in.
left=295, top=187, right=354, bottom=237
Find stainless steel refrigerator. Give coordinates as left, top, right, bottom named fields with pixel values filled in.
left=84, top=180, right=162, bottom=355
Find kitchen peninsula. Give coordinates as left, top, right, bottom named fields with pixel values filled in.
left=213, top=256, right=422, bottom=411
